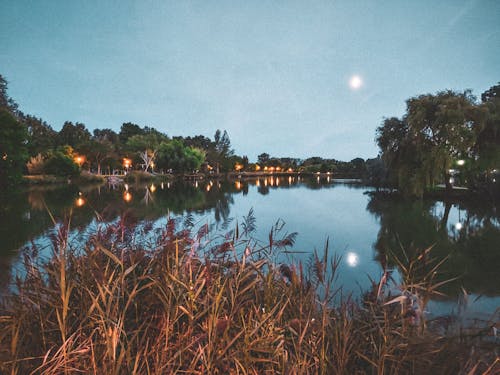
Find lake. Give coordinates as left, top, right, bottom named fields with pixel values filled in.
left=1, top=176, right=499, bottom=317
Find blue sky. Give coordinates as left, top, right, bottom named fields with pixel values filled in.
left=1, top=0, right=499, bottom=161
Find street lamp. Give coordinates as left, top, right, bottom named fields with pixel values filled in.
left=123, top=158, right=132, bottom=174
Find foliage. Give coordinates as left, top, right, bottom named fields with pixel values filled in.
left=119, top=122, right=144, bottom=143
left=258, top=152, right=270, bottom=165
left=43, top=147, right=80, bottom=177
left=58, top=121, right=91, bottom=148
left=0, top=109, right=28, bottom=189
left=26, top=153, right=47, bottom=175
left=156, top=139, right=205, bottom=173
left=0, top=75, right=19, bottom=114
left=79, top=138, right=116, bottom=175
left=377, top=91, right=479, bottom=197
left=24, top=115, right=58, bottom=156
left=125, top=132, right=168, bottom=171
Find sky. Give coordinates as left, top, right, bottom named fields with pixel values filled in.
left=1, top=0, right=499, bottom=161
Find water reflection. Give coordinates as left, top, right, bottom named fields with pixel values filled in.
left=346, top=251, right=360, bottom=267
left=0, top=179, right=498, bottom=306
left=367, top=195, right=500, bottom=296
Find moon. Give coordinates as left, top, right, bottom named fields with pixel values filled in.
left=349, top=75, right=363, bottom=90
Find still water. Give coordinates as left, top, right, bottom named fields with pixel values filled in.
left=1, top=177, right=499, bottom=317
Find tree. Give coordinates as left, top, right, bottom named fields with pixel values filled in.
left=44, top=147, right=80, bottom=177
left=476, top=84, right=500, bottom=171
left=0, top=75, right=19, bottom=115
left=258, top=153, right=270, bottom=165
left=79, top=139, right=115, bottom=175
left=241, top=155, right=249, bottom=170
left=125, top=133, right=167, bottom=171
left=24, top=115, right=58, bottom=156
left=93, top=128, right=119, bottom=144
left=58, top=121, right=91, bottom=148
left=179, top=135, right=213, bottom=150
left=156, top=140, right=205, bottom=173
left=211, top=129, right=233, bottom=172
left=0, top=109, right=28, bottom=188
left=376, top=90, right=478, bottom=197
left=119, top=122, right=144, bottom=143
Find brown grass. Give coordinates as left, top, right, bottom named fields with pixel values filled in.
left=0, top=212, right=498, bottom=374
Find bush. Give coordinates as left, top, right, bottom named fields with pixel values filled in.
left=43, top=151, right=80, bottom=177
left=26, top=153, right=46, bottom=175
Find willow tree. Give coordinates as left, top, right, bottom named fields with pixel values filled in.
left=377, top=90, right=477, bottom=197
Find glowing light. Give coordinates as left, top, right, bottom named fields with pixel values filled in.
left=457, top=159, right=465, bottom=166
left=346, top=252, right=359, bottom=267
left=123, top=191, right=132, bottom=202
left=256, top=179, right=261, bottom=187
left=74, top=155, right=85, bottom=166
left=235, top=181, right=242, bottom=190
left=123, top=158, right=132, bottom=168
left=206, top=184, right=211, bottom=192
left=455, top=222, right=463, bottom=230
left=255, top=165, right=261, bottom=171
left=264, top=166, right=268, bottom=171
left=349, top=75, right=363, bottom=90
left=161, top=182, right=164, bottom=189
left=150, top=184, right=156, bottom=193
left=75, top=197, right=85, bottom=207
left=288, top=176, right=292, bottom=185
left=235, top=163, right=243, bottom=171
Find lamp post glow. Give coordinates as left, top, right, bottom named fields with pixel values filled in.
left=123, top=158, right=132, bottom=174
left=457, top=159, right=465, bottom=166
left=74, top=155, right=85, bottom=167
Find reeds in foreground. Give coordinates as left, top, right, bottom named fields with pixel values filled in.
left=0, top=211, right=498, bottom=374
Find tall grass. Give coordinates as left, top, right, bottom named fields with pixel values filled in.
left=0, top=211, right=498, bottom=374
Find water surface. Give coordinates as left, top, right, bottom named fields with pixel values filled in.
left=1, top=177, right=498, bottom=316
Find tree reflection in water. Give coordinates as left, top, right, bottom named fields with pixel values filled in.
left=367, top=194, right=500, bottom=297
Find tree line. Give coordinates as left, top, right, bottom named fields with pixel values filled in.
left=2, top=72, right=497, bottom=196
left=0, top=74, right=244, bottom=188
left=0, top=73, right=373, bottom=189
